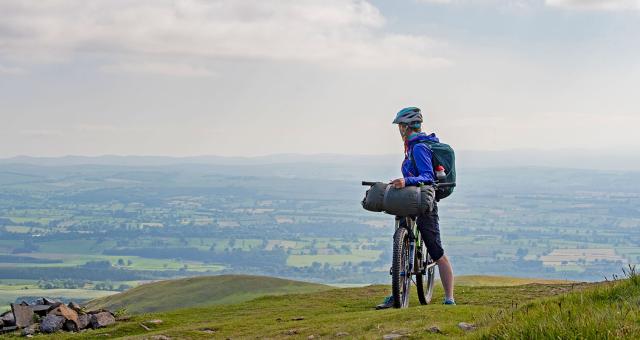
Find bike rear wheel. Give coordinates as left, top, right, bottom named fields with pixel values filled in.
left=416, top=247, right=436, bottom=305
left=391, top=226, right=411, bottom=308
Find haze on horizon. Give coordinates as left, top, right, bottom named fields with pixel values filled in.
left=1, top=0, right=639, bottom=158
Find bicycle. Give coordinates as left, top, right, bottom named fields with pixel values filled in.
left=361, top=181, right=456, bottom=308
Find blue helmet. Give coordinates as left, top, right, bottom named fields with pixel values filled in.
left=392, top=107, right=422, bottom=128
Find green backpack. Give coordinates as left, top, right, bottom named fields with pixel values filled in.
left=411, top=140, right=456, bottom=200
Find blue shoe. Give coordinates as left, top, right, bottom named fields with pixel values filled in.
left=376, top=295, right=394, bottom=310
left=443, top=298, right=456, bottom=305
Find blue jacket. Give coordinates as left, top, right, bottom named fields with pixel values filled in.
left=401, top=132, right=438, bottom=186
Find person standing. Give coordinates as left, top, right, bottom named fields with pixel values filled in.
left=377, top=107, right=456, bottom=309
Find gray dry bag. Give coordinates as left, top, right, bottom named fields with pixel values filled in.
left=361, top=182, right=435, bottom=216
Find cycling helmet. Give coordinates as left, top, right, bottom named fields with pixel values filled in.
left=392, top=107, right=422, bottom=128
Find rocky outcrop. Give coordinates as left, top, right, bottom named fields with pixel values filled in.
left=0, top=297, right=117, bottom=335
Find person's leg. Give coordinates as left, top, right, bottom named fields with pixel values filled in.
left=417, top=203, right=455, bottom=303
left=436, top=254, right=454, bottom=301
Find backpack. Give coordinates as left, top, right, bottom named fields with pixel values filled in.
left=411, top=140, right=456, bottom=200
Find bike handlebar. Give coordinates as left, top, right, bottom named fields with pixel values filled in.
left=361, top=181, right=456, bottom=189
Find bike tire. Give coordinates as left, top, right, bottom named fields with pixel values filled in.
left=391, top=226, right=411, bottom=308
left=416, top=249, right=436, bottom=305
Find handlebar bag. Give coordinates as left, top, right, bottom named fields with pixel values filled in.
left=362, top=183, right=435, bottom=216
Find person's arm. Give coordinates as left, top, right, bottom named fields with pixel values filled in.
left=404, top=144, right=434, bottom=186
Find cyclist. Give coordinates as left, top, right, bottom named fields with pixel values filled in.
left=377, top=107, right=456, bottom=309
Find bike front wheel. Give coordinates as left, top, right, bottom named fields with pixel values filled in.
left=391, top=226, right=411, bottom=308
left=416, top=247, right=436, bottom=305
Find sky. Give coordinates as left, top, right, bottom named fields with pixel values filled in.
left=1, top=0, right=639, bottom=157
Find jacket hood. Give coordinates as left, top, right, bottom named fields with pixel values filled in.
left=407, top=132, right=439, bottom=147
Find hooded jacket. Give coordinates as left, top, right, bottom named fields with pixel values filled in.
left=401, top=132, right=438, bottom=186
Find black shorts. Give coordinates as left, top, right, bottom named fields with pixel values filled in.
left=399, top=202, right=444, bottom=261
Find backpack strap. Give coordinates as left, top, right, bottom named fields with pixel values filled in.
left=410, top=141, right=433, bottom=176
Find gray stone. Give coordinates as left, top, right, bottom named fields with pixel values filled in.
left=146, top=319, right=163, bottom=324
left=42, top=298, right=60, bottom=305
left=30, top=304, right=52, bottom=316
left=77, top=314, right=91, bottom=330
left=150, top=336, right=171, bottom=340
left=1, top=325, right=17, bottom=333
left=49, top=304, right=79, bottom=329
left=335, top=332, right=349, bottom=337
left=21, top=324, right=38, bottom=336
left=40, top=315, right=65, bottom=333
left=90, top=312, right=115, bottom=329
left=11, top=304, right=34, bottom=328
left=64, top=320, right=79, bottom=332
left=67, top=302, right=82, bottom=313
left=1, top=310, right=16, bottom=326
left=458, top=322, right=476, bottom=331
left=383, top=334, right=405, bottom=340
left=427, top=326, right=442, bottom=333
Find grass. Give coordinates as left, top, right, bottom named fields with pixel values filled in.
left=5, top=274, right=640, bottom=339
left=29, top=277, right=587, bottom=339
left=85, top=275, right=333, bottom=314
left=476, top=266, right=640, bottom=339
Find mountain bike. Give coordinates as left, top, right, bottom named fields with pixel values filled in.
left=361, top=181, right=455, bottom=308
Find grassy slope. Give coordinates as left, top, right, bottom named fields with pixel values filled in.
left=9, top=274, right=638, bottom=339
left=30, top=276, right=591, bottom=339
left=85, top=275, right=332, bottom=314
left=477, top=272, right=640, bottom=339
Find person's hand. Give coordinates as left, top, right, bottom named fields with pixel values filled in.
left=390, top=178, right=405, bottom=189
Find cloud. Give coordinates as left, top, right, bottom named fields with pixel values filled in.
left=545, top=0, right=640, bottom=10
left=0, top=0, right=448, bottom=71
left=101, top=62, right=216, bottom=77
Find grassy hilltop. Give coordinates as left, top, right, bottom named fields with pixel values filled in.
left=85, top=275, right=332, bottom=314
left=6, top=273, right=640, bottom=339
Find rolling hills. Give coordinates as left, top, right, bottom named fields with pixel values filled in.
left=85, top=275, right=332, bottom=314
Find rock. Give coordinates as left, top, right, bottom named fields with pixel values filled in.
left=458, top=322, right=476, bottom=331
left=50, top=304, right=79, bottom=330
left=21, top=324, right=38, bottom=336
left=67, top=302, right=83, bottom=313
left=335, top=332, right=349, bottom=337
left=307, top=336, right=315, bottom=340
left=146, top=319, right=163, bottom=324
left=2, top=310, right=16, bottom=326
left=40, top=315, right=65, bottom=333
left=90, top=312, right=115, bottom=329
left=284, top=329, right=299, bottom=335
left=30, top=304, right=52, bottom=316
left=427, top=326, right=441, bottom=333
left=150, top=335, right=171, bottom=340
left=42, top=298, right=60, bottom=305
left=383, top=334, right=405, bottom=340
left=1, top=325, right=18, bottom=333
left=77, top=314, right=91, bottom=330
left=11, top=303, right=34, bottom=328
left=291, top=316, right=305, bottom=321
left=200, top=328, right=217, bottom=334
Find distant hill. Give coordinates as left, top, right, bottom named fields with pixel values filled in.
left=85, top=275, right=332, bottom=314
